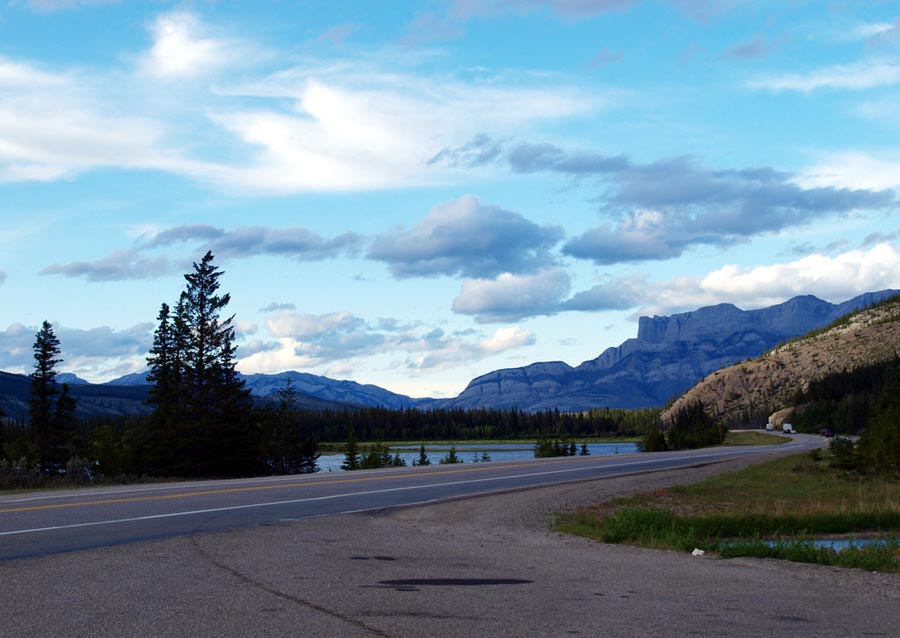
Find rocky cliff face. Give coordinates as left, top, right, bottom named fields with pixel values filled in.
left=664, top=293, right=900, bottom=425
left=435, top=290, right=900, bottom=412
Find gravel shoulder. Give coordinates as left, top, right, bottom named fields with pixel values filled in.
left=3, top=454, right=899, bottom=638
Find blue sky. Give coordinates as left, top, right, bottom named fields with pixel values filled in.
left=1, top=0, right=899, bottom=398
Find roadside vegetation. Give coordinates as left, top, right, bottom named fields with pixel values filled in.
left=556, top=447, right=900, bottom=572
left=1, top=252, right=660, bottom=491
left=721, top=431, right=788, bottom=446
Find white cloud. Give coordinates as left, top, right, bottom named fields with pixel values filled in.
left=479, top=326, right=535, bottom=353
left=452, top=268, right=571, bottom=322
left=266, top=311, right=362, bottom=340
left=141, top=11, right=234, bottom=79
left=243, top=310, right=538, bottom=376
left=850, top=22, right=896, bottom=40
left=0, top=321, right=153, bottom=382
left=0, top=56, right=200, bottom=184
left=369, top=195, right=563, bottom=278
left=638, top=243, right=900, bottom=315
left=798, top=152, right=900, bottom=191
left=749, top=59, right=900, bottom=92
left=207, top=72, right=597, bottom=193
left=0, top=12, right=601, bottom=193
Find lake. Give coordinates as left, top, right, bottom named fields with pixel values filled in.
left=316, top=441, right=640, bottom=472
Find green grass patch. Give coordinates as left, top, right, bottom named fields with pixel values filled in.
left=722, top=431, right=789, bottom=446
left=555, top=453, right=900, bottom=572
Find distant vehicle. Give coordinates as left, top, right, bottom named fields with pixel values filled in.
left=765, top=423, right=774, bottom=431
left=819, top=428, right=834, bottom=437
left=782, top=423, right=795, bottom=434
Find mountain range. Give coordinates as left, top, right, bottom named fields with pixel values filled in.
left=424, top=290, right=899, bottom=412
left=1, top=290, right=896, bottom=420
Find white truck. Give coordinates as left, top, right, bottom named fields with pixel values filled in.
left=782, top=423, right=794, bottom=434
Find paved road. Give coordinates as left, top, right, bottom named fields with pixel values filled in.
left=3, top=434, right=895, bottom=638
left=1, top=437, right=815, bottom=561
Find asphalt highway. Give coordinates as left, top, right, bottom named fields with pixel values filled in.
left=0, top=436, right=816, bottom=562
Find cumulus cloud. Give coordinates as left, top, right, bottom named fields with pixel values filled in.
left=239, top=309, right=537, bottom=374
left=141, top=11, right=237, bottom=79
left=798, top=152, right=900, bottom=191
left=451, top=268, right=571, bottom=322
left=479, top=326, right=536, bottom=353
left=267, top=311, right=364, bottom=340
left=369, top=195, right=563, bottom=278
left=41, top=223, right=360, bottom=282
left=41, top=250, right=174, bottom=282
left=561, top=274, right=645, bottom=311
left=0, top=321, right=153, bottom=380
left=408, top=326, right=536, bottom=370
left=444, top=144, right=892, bottom=265
left=635, top=243, right=900, bottom=316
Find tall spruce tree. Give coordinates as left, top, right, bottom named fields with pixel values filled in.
left=28, top=321, right=75, bottom=473
left=146, top=252, right=258, bottom=477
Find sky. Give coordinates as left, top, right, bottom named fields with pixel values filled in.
left=1, top=0, right=899, bottom=399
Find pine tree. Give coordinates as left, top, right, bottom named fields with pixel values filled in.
left=29, top=321, right=61, bottom=462
left=269, top=382, right=320, bottom=474
left=28, top=321, right=75, bottom=473
left=341, top=427, right=361, bottom=471
left=146, top=252, right=258, bottom=477
left=439, top=446, right=461, bottom=464
left=412, top=443, right=431, bottom=466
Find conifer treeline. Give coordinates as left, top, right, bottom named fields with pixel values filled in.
left=1, top=251, right=659, bottom=484
left=266, top=405, right=660, bottom=442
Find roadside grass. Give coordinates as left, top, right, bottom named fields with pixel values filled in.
left=555, top=453, right=900, bottom=572
left=722, top=430, right=789, bottom=446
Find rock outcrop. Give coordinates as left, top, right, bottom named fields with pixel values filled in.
left=431, top=290, right=899, bottom=412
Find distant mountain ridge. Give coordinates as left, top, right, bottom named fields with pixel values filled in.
left=2, top=290, right=895, bottom=419
left=664, top=292, right=900, bottom=426
left=421, top=290, right=900, bottom=412
left=104, top=370, right=419, bottom=410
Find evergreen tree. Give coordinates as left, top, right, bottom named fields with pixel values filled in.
left=341, top=427, right=361, bottom=471
left=439, top=446, right=461, bottom=464
left=28, top=321, right=75, bottom=473
left=413, top=443, right=431, bottom=466
left=268, top=382, right=320, bottom=474
left=146, top=252, right=258, bottom=477
left=0, top=402, right=6, bottom=459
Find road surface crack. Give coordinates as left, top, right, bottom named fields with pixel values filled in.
left=189, top=535, right=393, bottom=637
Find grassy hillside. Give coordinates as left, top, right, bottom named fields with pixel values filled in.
left=664, top=294, right=900, bottom=427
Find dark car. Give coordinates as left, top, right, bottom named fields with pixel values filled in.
left=819, top=428, right=834, bottom=438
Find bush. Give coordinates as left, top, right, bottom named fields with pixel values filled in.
left=829, top=437, right=860, bottom=471
left=639, top=427, right=668, bottom=452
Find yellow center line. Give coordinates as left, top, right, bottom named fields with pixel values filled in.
left=0, top=457, right=588, bottom=515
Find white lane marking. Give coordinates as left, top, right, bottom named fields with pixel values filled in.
left=0, top=438, right=807, bottom=505
left=0, top=450, right=755, bottom=537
